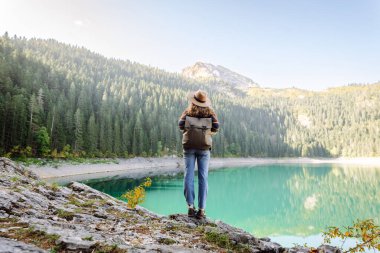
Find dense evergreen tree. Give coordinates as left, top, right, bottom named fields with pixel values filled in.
left=74, top=108, right=83, bottom=152
left=0, top=34, right=379, bottom=158
left=35, top=126, right=50, bottom=156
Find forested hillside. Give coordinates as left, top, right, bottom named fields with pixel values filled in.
left=1, top=33, right=379, bottom=158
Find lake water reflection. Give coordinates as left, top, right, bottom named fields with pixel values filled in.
left=84, top=164, right=380, bottom=248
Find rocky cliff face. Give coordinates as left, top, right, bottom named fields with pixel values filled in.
left=0, top=157, right=339, bottom=253
left=182, top=62, right=259, bottom=91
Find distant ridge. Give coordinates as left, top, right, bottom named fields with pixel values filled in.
left=182, top=62, right=259, bottom=91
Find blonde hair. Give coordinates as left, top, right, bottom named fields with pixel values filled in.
left=186, top=103, right=215, bottom=117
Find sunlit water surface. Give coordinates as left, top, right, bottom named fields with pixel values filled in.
left=83, top=164, right=380, bottom=249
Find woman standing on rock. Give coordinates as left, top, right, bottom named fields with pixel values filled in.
left=178, top=90, right=219, bottom=219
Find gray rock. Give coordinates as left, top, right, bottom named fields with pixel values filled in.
left=168, top=213, right=214, bottom=226
left=136, top=205, right=165, bottom=218
left=260, top=237, right=271, bottom=242
left=93, top=212, right=108, bottom=219
left=317, top=245, right=342, bottom=253
left=20, top=189, right=50, bottom=209
left=157, top=234, right=177, bottom=245
left=259, top=240, right=283, bottom=252
left=185, top=222, right=197, bottom=229
left=57, top=237, right=96, bottom=252
left=0, top=191, right=16, bottom=215
left=0, top=158, right=39, bottom=181
left=143, top=244, right=209, bottom=253
left=67, top=181, right=88, bottom=192
left=231, top=232, right=250, bottom=244
left=87, top=193, right=103, bottom=199
left=289, top=246, right=312, bottom=253
left=0, top=237, right=47, bottom=253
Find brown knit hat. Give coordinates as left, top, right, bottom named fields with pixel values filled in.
left=187, top=90, right=211, bottom=107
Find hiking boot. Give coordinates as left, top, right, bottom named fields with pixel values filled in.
left=196, top=209, right=206, bottom=219
left=188, top=207, right=196, bottom=217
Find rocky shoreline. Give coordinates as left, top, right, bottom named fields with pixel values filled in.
left=0, top=157, right=340, bottom=253
left=28, top=157, right=380, bottom=184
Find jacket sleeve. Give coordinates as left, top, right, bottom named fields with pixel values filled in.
left=211, top=112, right=220, bottom=132
left=178, top=110, right=187, bottom=131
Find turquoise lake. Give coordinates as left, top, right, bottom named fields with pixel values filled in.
left=83, top=164, right=380, bottom=248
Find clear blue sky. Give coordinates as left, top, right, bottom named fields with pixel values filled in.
left=1, top=0, right=379, bottom=90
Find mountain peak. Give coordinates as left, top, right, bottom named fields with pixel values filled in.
left=182, top=62, right=259, bottom=90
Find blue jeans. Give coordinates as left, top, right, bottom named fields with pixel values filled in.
left=183, top=149, right=210, bottom=209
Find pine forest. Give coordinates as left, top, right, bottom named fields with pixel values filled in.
left=1, top=34, right=379, bottom=159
